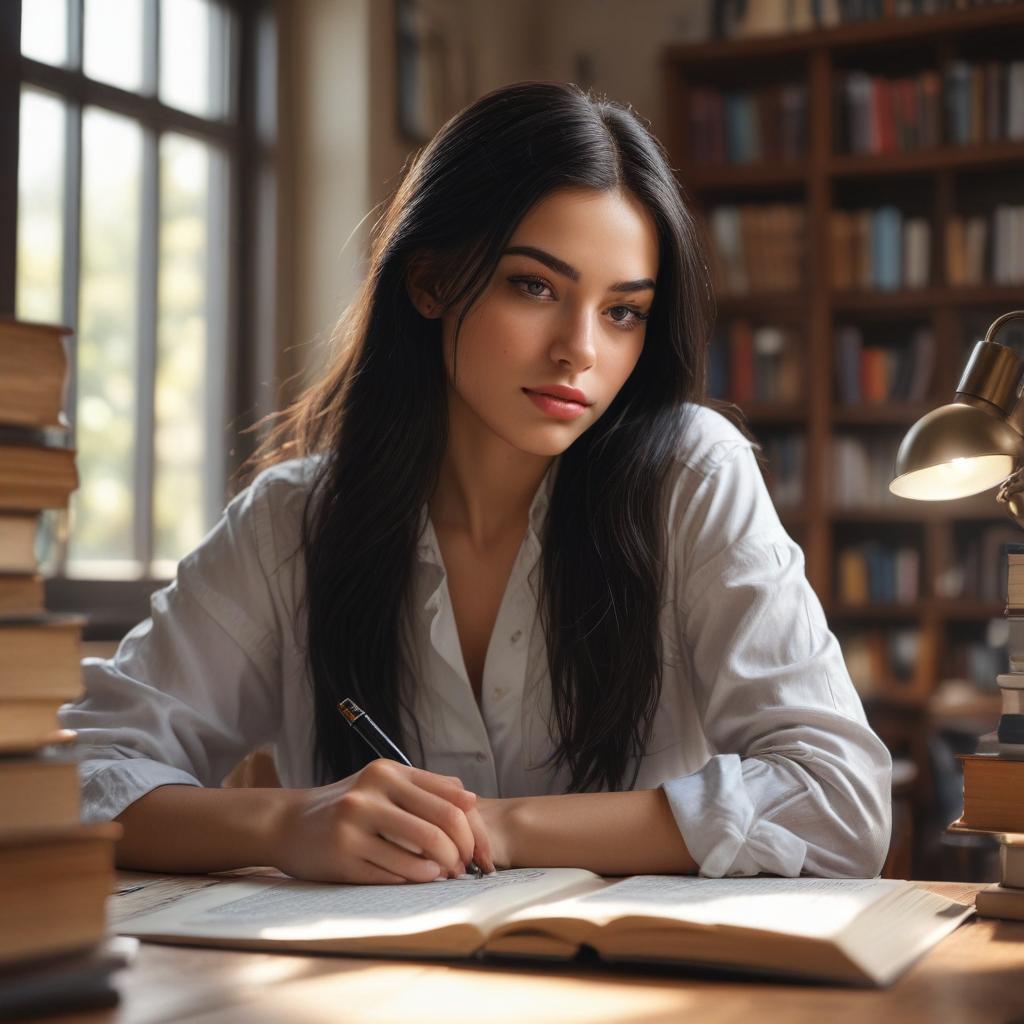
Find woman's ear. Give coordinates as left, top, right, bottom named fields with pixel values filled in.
left=405, top=260, right=444, bottom=320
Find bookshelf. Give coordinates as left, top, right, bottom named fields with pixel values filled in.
left=662, top=5, right=1024, bottom=843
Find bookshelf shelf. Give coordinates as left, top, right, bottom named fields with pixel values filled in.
left=829, top=142, right=1024, bottom=179
left=660, top=2, right=1024, bottom=65
left=930, top=599, right=1006, bottom=621
left=830, top=289, right=941, bottom=313
left=829, top=500, right=1011, bottom=523
left=829, top=601, right=926, bottom=621
left=745, top=402, right=808, bottom=425
left=832, top=287, right=1024, bottom=313
left=663, top=2, right=1024, bottom=754
left=831, top=404, right=934, bottom=426
left=715, top=294, right=805, bottom=317
left=684, top=163, right=807, bottom=191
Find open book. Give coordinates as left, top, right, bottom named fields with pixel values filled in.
left=118, top=869, right=972, bottom=987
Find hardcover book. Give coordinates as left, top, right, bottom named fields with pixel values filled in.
left=118, top=870, right=973, bottom=988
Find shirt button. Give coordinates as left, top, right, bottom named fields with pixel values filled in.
left=510, top=630, right=522, bottom=644
left=475, top=752, right=487, bottom=763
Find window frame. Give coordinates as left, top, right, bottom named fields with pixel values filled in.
left=0, top=0, right=278, bottom=640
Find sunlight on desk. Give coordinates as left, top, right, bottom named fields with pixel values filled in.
left=179, top=964, right=691, bottom=1024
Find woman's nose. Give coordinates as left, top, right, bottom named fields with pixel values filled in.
left=550, top=306, right=597, bottom=370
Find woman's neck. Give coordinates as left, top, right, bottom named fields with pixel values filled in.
left=429, top=420, right=553, bottom=551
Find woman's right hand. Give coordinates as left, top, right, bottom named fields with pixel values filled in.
left=272, top=758, right=495, bottom=884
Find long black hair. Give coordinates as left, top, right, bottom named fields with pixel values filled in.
left=248, top=81, right=728, bottom=793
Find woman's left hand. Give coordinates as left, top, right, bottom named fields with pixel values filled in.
left=472, top=797, right=514, bottom=871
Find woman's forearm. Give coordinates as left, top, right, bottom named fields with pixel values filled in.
left=114, top=784, right=293, bottom=874
left=496, top=789, right=698, bottom=876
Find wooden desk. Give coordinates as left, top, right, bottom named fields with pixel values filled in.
left=50, top=876, right=1024, bottom=1024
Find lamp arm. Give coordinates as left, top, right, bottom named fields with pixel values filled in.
left=991, top=311, right=1024, bottom=526
left=996, top=464, right=1024, bottom=529
left=985, top=309, right=1024, bottom=345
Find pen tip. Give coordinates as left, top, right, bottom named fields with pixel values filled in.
left=337, top=698, right=361, bottom=724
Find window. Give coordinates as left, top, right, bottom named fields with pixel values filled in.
left=0, top=0, right=278, bottom=637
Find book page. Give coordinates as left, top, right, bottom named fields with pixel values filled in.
left=500, top=875, right=907, bottom=939
left=120, top=867, right=598, bottom=943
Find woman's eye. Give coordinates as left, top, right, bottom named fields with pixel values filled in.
left=608, top=305, right=650, bottom=330
left=510, top=276, right=553, bottom=299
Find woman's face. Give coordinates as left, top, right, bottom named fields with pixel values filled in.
left=431, top=187, right=659, bottom=458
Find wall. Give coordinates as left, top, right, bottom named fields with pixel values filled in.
left=280, top=1, right=712, bottom=387
left=282, top=0, right=373, bottom=388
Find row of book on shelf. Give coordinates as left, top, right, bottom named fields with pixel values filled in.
left=840, top=626, right=921, bottom=693
left=831, top=434, right=903, bottom=508
left=708, top=320, right=802, bottom=403
left=833, top=521, right=1021, bottom=607
left=685, top=83, right=807, bottom=164
left=836, top=542, right=920, bottom=604
left=837, top=59, right=1024, bottom=155
left=945, top=59, right=1024, bottom=146
left=760, top=434, right=807, bottom=509
left=0, top=317, right=133, bottom=1015
left=835, top=324, right=934, bottom=404
left=705, top=202, right=1024, bottom=296
left=706, top=205, right=805, bottom=295
left=837, top=70, right=941, bottom=154
left=839, top=623, right=1009, bottom=697
left=946, top=207, right=1024, bottom=286
left=710, top=0, right=1011, bottom=39
left=830, top=207, right=931, bottom=291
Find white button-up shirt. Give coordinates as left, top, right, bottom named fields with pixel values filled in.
left=59, top=405, right=892, bottom=878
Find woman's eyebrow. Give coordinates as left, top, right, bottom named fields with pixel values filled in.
left=502, top=245, right=655, bottom=292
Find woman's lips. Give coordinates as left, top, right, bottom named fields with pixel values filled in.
left=523, top=389, right=589, bottom=420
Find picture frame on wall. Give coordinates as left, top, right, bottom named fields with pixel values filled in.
left=395, top=0, right=473, bottom=143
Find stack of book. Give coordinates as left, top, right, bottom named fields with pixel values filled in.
left=946, top=206, right=1024, bottom=286
left=950, top=542, right=1024, bottom=920
left=0, top=316, right=131, bottom=1014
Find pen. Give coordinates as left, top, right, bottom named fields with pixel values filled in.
left=337, top=697, right=485, bottom=879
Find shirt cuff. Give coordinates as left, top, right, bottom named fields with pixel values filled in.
left=78, top=757, right=202, bottom=824
left=661, top=754, right=807, bottom=877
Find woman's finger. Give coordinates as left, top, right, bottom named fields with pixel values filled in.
left=388, top=778, right=477, bottom=867
left=361, top=833, right=443, bottom=883
left=396, top=765, right=476, bottom=809
left=369, top=798, right=463, bottom=876
left=465, top=806, right=495, bottom=874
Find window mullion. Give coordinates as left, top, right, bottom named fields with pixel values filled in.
left=57, top=97, right=83, bottom=578
left=0, top=3, right=21, bottom=315
left=143, top=0, right=158, bottom=96
left=68, top=0, right=83, bottom=69
left=135, top=128, right=158, bottom=574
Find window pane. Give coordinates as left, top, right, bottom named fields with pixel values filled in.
left=68, top=108, right=142, bottom=576
left=83, top=0, right=144, bottom=92
left=160, top=0, right=234, bottom=119
left=154, top=134, right=224, bottom=570
left=16, top=89, right=66, bottom=324
left=21, top=0, right=68, bottom=65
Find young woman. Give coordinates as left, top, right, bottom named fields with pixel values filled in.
left=60, top=82, right=892, bottom=885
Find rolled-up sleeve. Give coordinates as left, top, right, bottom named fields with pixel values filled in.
left=660, top=438, right=892, bottom=879
left=59, top=470, right=285, bottom=824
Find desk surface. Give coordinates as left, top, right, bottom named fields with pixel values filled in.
left=49, top=875, right=1024, bottom=1024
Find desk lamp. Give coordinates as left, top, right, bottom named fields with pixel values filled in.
left=889, top=309, right=1024, bottom=747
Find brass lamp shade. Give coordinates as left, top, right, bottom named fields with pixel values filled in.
left=889, top=401, right=1020, bottom=500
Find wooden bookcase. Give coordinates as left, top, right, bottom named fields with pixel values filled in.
left=661, top=5, right=1024, bottom=854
